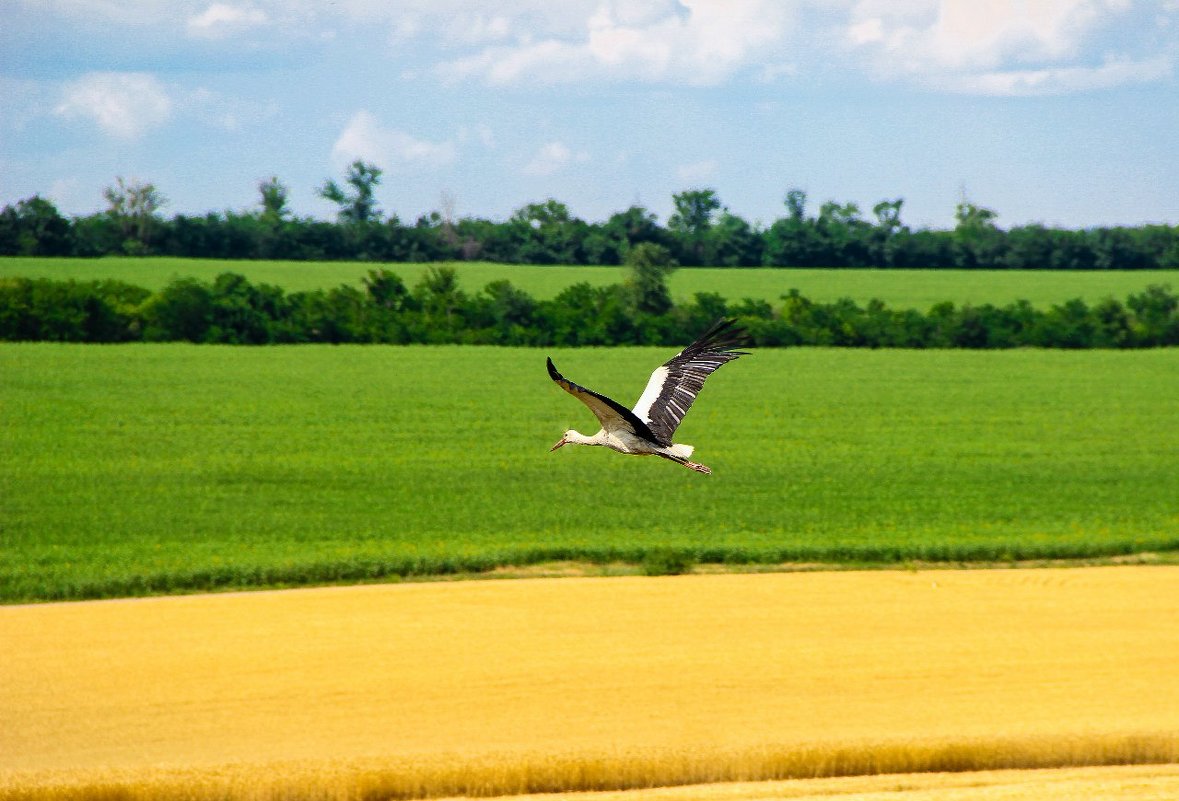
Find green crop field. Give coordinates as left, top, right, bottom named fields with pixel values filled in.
left=1, top=256, right=1174, bottom=308
left=2, top=343, right=1177, bottom=603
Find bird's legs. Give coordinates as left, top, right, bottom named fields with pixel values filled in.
left=656, top=452, right=713, bottom=475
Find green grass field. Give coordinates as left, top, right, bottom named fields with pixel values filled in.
left=2, top=256, right=1174, bottom=308
left=2, top=343, right=1177, bottom=602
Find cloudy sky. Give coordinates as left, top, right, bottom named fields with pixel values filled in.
left=2, top=1, right=1177, bottom=230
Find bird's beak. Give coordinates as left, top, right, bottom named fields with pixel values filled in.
left=550, top=436, right=567, bottom=452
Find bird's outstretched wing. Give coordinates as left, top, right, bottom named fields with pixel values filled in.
left=547, top=357, right=662, bottom=441
left=631, top=318, right=751, bottom=444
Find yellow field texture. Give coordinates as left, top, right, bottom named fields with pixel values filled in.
left=479, top=764, right=1179, bottom=801
left=2, top=568, right=1178, bottom=800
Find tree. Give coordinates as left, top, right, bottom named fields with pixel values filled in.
left=625, top=242, right=677, bottom=315
left=605, top=205, right=663, bottom=246
left=475, top=280, right=537, bottom=343
left=1090, top=227, right=1152, bottom=270
left=669, top=189, right=722, bottom=265
left=710, top=211, right=762, bottom=267
left=954, top=199, right=998, bottom=231
left=818, top=201, right=861, bottom=227
left=872, top=199, right=904, bottom=234
left=140, top=277, right=214, bottom=341
left=436, top=190, right=463, bottom=257
left=206, top=272, right=286, bottom=344
left=1160, top=239, right=1179, bottom=271
left=871, top=198, right=908, bottom=268
left=508, top=199, right=583, bottom=264
left=885, top=228, right=955, bottom=268
left=1004, top=224, right=1055, bottom=269
left=258, top=176, right=290, bottom=221
left=1127, top=284, right=1179, bottom=345
left=587, top=205, right=666, bottom=265
left=763, top=189, right=822, bottom=267
left=784, top=189, right=807, bottom=222
left=953, top=198, right=1003, bottom=269
left=318, top=160, right=382, bottom=224
left=414, top=266, right=467, bottom=329
left=1049, top=229, right=1097, bottom=270
left=0, top=196, right=73, bottom=256
left=362, top=268, right=410, bottom=311
left=512, top=199, right=572, bottom=229
left=817, top=201, right=872, bottom=266
left=104, top=177, right=166, bottom=254
left=669, top=189, right=721, bottom=236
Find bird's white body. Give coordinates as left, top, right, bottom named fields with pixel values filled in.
left=560, top=428, right=694, bottom=459
left=547, top=319, right=749, bottom=475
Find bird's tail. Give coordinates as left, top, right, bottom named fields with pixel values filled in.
left=668, top=443, right=694, bottom=459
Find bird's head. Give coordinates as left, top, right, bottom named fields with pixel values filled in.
left=550, top=430, right=574, bottom=451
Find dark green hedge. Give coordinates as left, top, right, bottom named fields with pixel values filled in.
left=2, top=269, right=1176, bottom=348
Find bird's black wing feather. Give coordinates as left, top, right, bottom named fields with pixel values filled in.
left=547, top=357, right=663, bottom=443
left=631, top=318, right=751, bottom=444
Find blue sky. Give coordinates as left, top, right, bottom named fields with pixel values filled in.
left=2, top=1, right=1177, bottom=231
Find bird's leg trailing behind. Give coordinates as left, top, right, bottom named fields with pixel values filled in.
left=658, top=452, right=713, bottom=475
left=656, top=442, right=712, bottom=475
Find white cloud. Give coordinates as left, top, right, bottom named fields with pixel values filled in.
left=313, top=1, right=596, bottom=46
left=847, top=16, right=886, bottom=47
left=187, top=3, right=268, bottom=39
left=54, top=72, right=173, bottom=139
left=522, top=141, right=589, bottom=176
left=845, top=0, right=1061, bottom=71
left=20, top=0, right=1174, bottom=106
left=942, top=54, right=1173, bottom=95
left=931, top=2, right=1085, bottom=67
left=438, top=0, right=794, bottom=86
left=331, top=110, right=457, bottom=172
left=843, top=0, right=1169, bottom=94
left=16, top=0, right=196, bottom=26
left=386, top=10, right=514, bottom=45
left=447, top=13, right=512, bottom=44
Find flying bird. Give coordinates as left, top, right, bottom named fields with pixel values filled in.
left=547, top=319, right=751, bottom=475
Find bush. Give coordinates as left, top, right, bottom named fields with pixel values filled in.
left=140, top=278, right=214, bottom=342
left=0, top=277, right=146, bottom=341
left=641, top=548, right=696, bottom=576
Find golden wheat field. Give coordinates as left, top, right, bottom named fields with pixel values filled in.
left=474, top=764, right=1179, bottom=801
left=2, top=568, right=1178, bottom=801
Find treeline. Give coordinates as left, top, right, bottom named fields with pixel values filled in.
left=3, top=164, right=1179, bottom=269
left=3, top=267, right=1176, bottom=349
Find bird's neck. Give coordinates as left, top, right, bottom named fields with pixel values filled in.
left=567, top=430, right=607, bottom=446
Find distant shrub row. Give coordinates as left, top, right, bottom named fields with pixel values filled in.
left=1, top=269, right=1176, bottom=349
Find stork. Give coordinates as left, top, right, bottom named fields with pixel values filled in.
left=547, top=318, right=751, bottom=475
